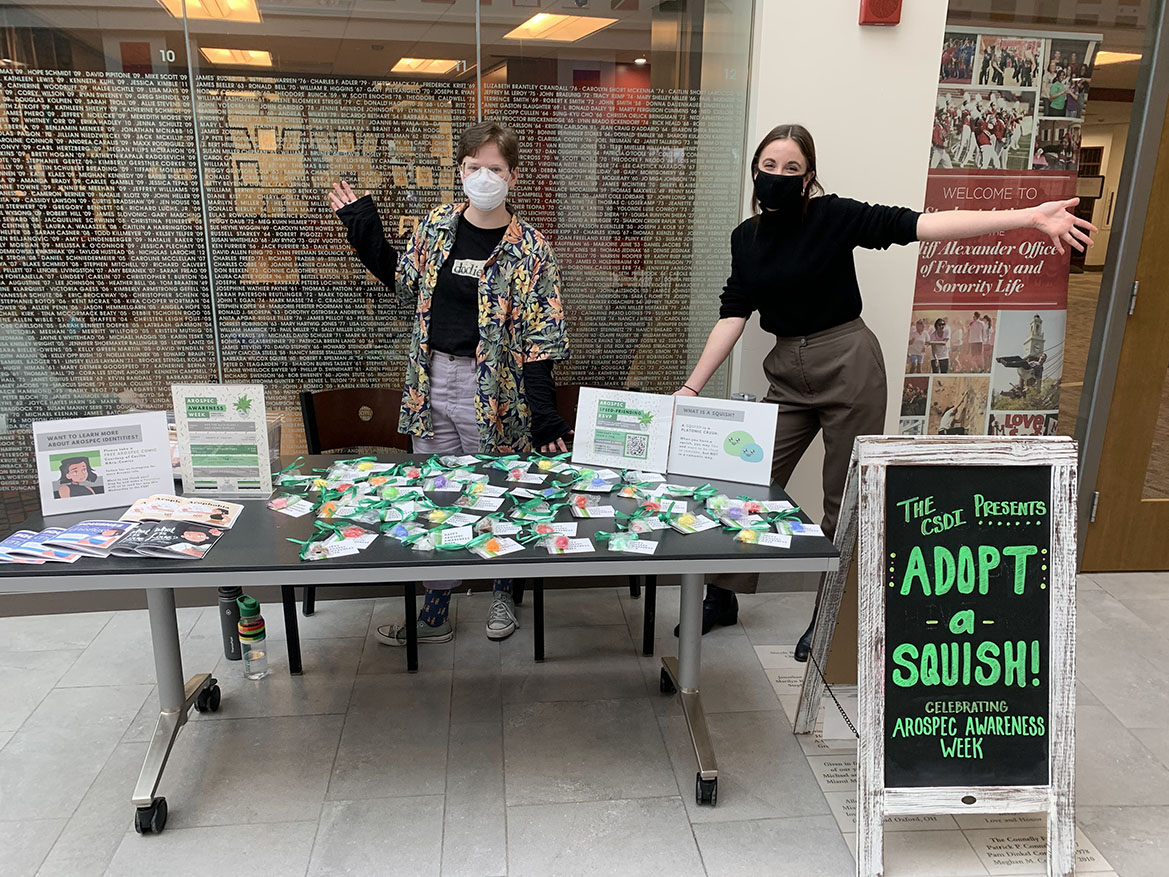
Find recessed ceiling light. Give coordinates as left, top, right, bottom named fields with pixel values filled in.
left=634, top=57, right=647, bottom=65
left=391, top=58, right=462, bottom=75
left=157, top=0, right=261, bottom=23
left=200, top=48, right=273, bottom=67
left=1094, top=51, right=1142, bottom=65
left=503, top=13, right=618, bottom=42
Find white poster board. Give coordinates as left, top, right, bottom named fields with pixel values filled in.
left=571, top=388, right=674, bottom=473
left=171, top=384, right=272, bottom=498
left=667, top=396, right=777, bottom=486
left=33, top=412, right=175, bottom=517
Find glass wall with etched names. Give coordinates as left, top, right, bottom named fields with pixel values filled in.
left=0, top=0, right=752, bottom=504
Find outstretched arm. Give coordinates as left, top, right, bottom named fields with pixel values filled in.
left=676, top=317, right=747, bottom=396
left=916, top=197, right=1096, bottom=255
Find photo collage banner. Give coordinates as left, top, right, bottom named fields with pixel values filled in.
left=901, top=27, right=1100, bottom=438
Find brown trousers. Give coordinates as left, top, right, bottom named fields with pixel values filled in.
left=716, top=318, right=887, bottom=593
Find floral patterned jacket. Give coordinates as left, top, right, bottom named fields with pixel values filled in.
left=338, top=197, right=570, bottom=453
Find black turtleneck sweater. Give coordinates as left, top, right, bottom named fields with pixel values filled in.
left=718, top=195, right=921, bottom=337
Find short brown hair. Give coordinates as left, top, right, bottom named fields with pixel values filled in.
left=457, top=121, right=520, bottom=171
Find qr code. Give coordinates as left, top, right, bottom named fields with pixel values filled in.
left=624, top=433, right=649, bottom=459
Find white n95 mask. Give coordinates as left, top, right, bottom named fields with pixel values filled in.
left=462, top=167, right=509, bottom=212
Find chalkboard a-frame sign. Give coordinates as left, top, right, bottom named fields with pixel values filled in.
left=835, top=437, right=1075, bottom=877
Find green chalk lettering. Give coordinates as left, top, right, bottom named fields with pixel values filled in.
left=956, top=545, right=976, bottom=594
left=901, top=546, right=930, bottom=596
left=921, top=644, right=941, bottom=686
left=1004, top=640, right=1028, bottom=687
left=933, top=546, right=956, bottom=597
left=977, top=546, right=1000, bottom=594
left=975, top=642, right=1001, bottom=685
left=891, top=644, right=919, bottom=686
left=949, top=609, right=974, bottom=635
left=1002, top=545, right=1039, bottom=594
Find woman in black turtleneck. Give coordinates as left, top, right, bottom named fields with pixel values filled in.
left=676, top=123, right=1095, bottom=655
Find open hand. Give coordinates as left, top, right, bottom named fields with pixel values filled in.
left=540, top=430, right=573, bottom=455
left=1031, top=198, right=1097, bottom=254
left=327, top=180, right=368, bottom=212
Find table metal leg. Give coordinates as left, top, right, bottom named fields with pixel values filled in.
left=661, top=573, right=718, bottom=805
left=641, top=576, right=657, bottom=656
left=282, top=586, right=303, bottom=676
left=131, top=588, right=217, bottom=834
left=533, top=580, right=545, bottom=662
left=404, top=582, right=418, bottom=673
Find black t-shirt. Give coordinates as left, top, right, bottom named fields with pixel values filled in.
left=429, top=215, right=508, bottom=357
left=718, top=194, right=921, bottom=337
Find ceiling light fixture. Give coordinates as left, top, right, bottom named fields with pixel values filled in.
left=503, top=13, right=618, bottom=42
left=199, top=48, right=273, bottom=67
left=1094, top=51, right=1142, bottom=65
left=633, top=56, right=647, bottom=65
left=156, top=0, right=261, bottom=24
left=391, top=58, right=462, bottom=76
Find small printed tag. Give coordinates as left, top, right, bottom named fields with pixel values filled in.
left=669, top=514, right=718, bottom=534
left=763, top=500, right=796, bottom=513
left=570, top=505, right=616, bottom=519
left=477, top=484, right=508, bottom=498
left=486, top=520, right=521, bottom=536
left=434, top=526, right=474, bottom=547
left=624, top=471, right=665, bottom=483
left=304, top=539, right=361, bottom=561
left=545, top=537, right=595, bottom=554
left=507, top=471, right=547, bottom=485
left=269, top=496, right=314, bottom=517
left=619, top=539, right=659, bottom=555
left=758, top=533, right=793, bottom=547
left=457, top=496, right=505, bottom=512
left=441, top=513, right=481, bottom=528
left=470, top=536, right=525, bottom=558
left=775, top=521, right=825, bottom=537
left=659, top=498, right=688, bottom=514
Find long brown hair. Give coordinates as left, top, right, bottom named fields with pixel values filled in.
left=749, top=123, right=825, bottom=215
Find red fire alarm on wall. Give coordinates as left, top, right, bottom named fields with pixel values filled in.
left=859, top=0, right=902, bottom=26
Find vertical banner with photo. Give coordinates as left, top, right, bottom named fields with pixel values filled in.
left=903, top=27, right=1101, bottom=438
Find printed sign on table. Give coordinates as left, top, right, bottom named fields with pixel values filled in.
left=571, top=388, right=674, bottom=474
left=172, top=384, right=272, bottom=498
left=32, top=412, right=175, bottom=517
left=667, top=396, right=778, bottom=486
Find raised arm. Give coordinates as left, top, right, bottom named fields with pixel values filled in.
left=917, top=197, right=1097, bottom=254
left=329, top=181, right=399, bottom=288
left=676, top=317, right=747, bottom=396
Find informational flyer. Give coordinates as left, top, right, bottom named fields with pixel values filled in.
left=667, top=396, right=778, bottom=486
left=571, top=388, right=674, bottom=474
left=32, top=412, right=175, bottom=517
left=171, top=384, right=272, bottom=498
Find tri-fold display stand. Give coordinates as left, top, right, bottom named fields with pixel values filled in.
left=794, top=436, right=1077, bottom=877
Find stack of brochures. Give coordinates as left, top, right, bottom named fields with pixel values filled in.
left=0, top=495, right=243, bottom=564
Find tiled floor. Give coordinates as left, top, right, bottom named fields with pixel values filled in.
left=0, top=573, right=1165, bottom=876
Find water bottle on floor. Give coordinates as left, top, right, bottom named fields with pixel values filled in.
left=236, top=595, right=269, bottom=679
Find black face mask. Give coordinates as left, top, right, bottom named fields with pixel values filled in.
left=753, top=170, right=805, bottom=215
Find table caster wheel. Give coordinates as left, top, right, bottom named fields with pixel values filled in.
left=659, top=668, right=677, bottom=695
left=194, top=683, right=221, bottom=713
left=696, top=774, right=717, bottom=806
left=134, top=797, right=168, bottom=834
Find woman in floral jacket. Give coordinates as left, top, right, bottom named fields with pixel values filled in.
left=329, top=120, right=572, bottom=646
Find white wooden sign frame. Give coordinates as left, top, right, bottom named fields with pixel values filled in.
left=796, top=435, right=1078, bottom=877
